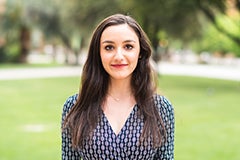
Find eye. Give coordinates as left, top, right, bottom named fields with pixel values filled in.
left=124, top=44, right=133, bottom=50
left=104, top=45, right=114, bottom=51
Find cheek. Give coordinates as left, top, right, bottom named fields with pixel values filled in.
left=130, top=55, right=140, bottom=70
left=100, top=53, right=110, bottom=69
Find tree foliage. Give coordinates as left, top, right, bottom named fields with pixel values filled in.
left=1, top=0, right=240, bottom=63
left=0, top=1, right=27, bottom=62
left=196, top=0, right=240, bottom=46
left=191, top=8, right=240, bottom=57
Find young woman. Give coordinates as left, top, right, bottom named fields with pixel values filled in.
left=62, top=14, right=174, bottom=159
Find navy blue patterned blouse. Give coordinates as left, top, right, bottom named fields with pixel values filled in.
left=62, top=94, right=174, bottom=160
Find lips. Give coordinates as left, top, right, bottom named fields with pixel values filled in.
left=111, top=64, right=128, bottom=68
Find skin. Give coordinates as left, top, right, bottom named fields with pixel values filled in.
left=100, top=24, right=140, bottom=135
left=100, top=24, right=140, bottom=82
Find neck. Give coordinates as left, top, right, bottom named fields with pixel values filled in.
left=108, top=78, right=132, bottom=98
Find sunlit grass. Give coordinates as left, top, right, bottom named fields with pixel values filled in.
left=0, top=77, right=80, bottom=160
left=158, top=76, right=240, bottom=160
left=0, top=75, right=239, bottom=159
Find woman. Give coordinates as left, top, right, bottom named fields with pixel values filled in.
left=62, top=14, right=174, bottom=159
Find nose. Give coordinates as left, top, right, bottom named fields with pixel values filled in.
left=114, top=47, right=124, bottom=60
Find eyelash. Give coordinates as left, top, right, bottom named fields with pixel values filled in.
left=105, top=45, right=114, bottom=51
left=125, top=44, right=133, bottom=50
left=104, top=44, right=133, bottom=51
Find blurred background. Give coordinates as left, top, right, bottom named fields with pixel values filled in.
left=0, top=0, right=239, bottom=159
left=0, top=0, right=240, bottom=64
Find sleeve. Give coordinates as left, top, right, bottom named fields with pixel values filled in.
left=154, top=95, right=175, bottom=160
left=61, top=94, right=81, bottom=160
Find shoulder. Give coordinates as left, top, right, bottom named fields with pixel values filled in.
left=62, top=94, right=78, bottom=119
left=153, top=94, right=174, bottom=121
left=153, top=94, right=175, bottom=159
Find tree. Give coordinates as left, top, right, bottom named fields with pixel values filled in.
left=3, top=0, right=238, bottom=63
left=121, top=0, right=203, bottom=60
left=196, top=0, right=240, bottom=47
left=191, top=3, right=240, bottom=57
left=0, top=1, right=30, bottom=63
left=26, top=0, right=122, bottom=64
left=122, top=0, right=240, bottom=59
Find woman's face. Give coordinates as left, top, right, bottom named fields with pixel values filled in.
left=100, top=24, right=140, bottom=81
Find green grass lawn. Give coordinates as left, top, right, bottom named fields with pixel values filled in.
left=158, top=76, right=240, bottom=160
left=0, top=75, right=239, bottom=160
left=0, top=77, right=80, bottom=160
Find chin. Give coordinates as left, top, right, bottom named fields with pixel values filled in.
left=110, top=75, right=132, bottom=81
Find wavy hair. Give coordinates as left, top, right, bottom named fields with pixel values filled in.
left=63, top=14, right=165, bottom=148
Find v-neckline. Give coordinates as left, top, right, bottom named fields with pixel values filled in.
left=101, top=104, right=137, bottom=137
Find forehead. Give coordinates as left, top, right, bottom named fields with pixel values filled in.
left=101, top=24, right=139, bottom=41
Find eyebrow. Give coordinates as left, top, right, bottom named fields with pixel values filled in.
left=101, top=40, right=136, bottom=44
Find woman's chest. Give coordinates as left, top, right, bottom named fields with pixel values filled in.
left=80, top=111, right=157, bottom=159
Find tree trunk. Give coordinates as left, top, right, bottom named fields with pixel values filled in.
left=19, top=26, right=31, bottom=63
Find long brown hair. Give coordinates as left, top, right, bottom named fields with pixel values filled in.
left=63, top=13, right=165, bottom=148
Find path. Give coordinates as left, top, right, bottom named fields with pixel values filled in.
left=0, top=62, right=239, bottom=81
left=0, top=66, right=82, bottom=80
left=158, top=62, right=240, bottom=81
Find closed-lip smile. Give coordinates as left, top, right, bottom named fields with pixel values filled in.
left=111, top=64, right=128, bottom=68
